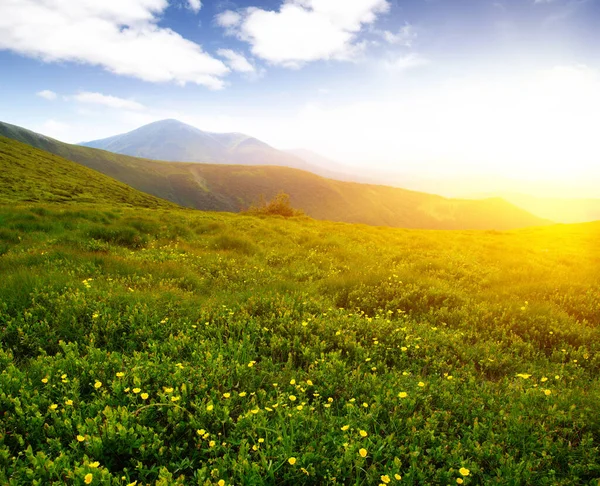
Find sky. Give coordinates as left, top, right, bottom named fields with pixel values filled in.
left=1, top=0, right=600, bottom=198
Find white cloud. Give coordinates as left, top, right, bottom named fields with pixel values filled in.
left=383, top=53, right=429, bottom=71
left=36, top=89, right=57, bottom=100
left=0, top=0, right=229, bottom=89
left=187, top=0, right=201, bottom=13
left=382, top=24, right=417, bottom=47
left=217, top=49, right=256, bottom=73
left=70, top=92, right=146, bottom=110
left=217, top=0, right=390, bottom=67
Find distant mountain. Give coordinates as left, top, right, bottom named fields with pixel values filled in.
left=0, top=135, right=174, bottom=208
left=81, top=119, right=335, bottom=175
left=0, top=121, right=551, bottom=230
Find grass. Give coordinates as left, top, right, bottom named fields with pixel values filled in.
left=0, top=202, right=599, bottom=485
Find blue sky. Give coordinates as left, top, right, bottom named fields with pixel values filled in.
left=1, top=0, right=600, bottom=197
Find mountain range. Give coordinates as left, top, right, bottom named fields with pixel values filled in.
left=0, top=120, right=551, bottom=230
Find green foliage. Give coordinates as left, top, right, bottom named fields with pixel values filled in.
left=244, top=192, right=304, bottom=218
left=0, top=201, right=599, bottom=485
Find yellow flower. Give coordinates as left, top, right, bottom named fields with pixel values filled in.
left=288, top=457, right=297, bottom=465
left=89, top=461, right=99, bottom=468
left=247, top=361, right=256, bottom=367
left=49, top=404, right=58, bottom=410
left=341, top=425, right=350, bottom=431
left=124, top=387, right=130, bottom=392
left=541, top=377, right=548, bottom=382
left=516, top=373, right=531, bottom=379
left=84, top=473, right=93, bottom=484
left=171, top=396, right=180, bottom=402
left=132, top=388, right=141, bottom=394
left=296, top=405, right=303, bottom=411
left=328, top=397, right=334, bottom=403
left=61, top=374, right=67, bottom=379
left=459, top=467, right=470, bottom=476
left=252, top=445, right=259, bottom=451
left=381, top=475, right=391, bottom=484
left=456, top=479, right=463, bottom=484
left=196, top=429, right=206, bottom=436
left=359, top=430, right=368, bottom=437
left=362, top=402, right=369, bottom=408
left=77, top=435, right=85, bottom=442
left=544, top=389, right=551, bottom=396
left=94, top=381, right=102, bottom=389
left=116, top=372, right=125, bottom=377
left=359, top=448, right=368, bottom=458
left=401, top=346, right=408, bottom=352
left=239, top=392, right=247, bottom=397
left=289, top=395, right=297, bottom=401
left=290, top=379, right=296, bottom=385
left=141, top=393, right=149, bottom=400
left=447, top=375, right=453, bottom=380
left=395, top=474, right=402, bottom=480
left=65, top=399, right=74, bottom=406
left=223, top=392, right=231, bottom=398
left=209, top=440, right=216, bottom=447
left=127, top=482, right=137, bottom=486
left=164, top=387, right=174, bottom=393
left=41, top=378, right=49, bottom=383
left=398, top=392, right=408, bottom=399
left=207, top=404, right=214, bottom=411
left=218, top=480, right=225, bottom=486
left=418, top=382, right=425, bottom=387
left=306, top=380, right=313, bottom=386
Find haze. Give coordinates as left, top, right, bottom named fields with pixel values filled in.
left=1, top=0, right=599, bottom=198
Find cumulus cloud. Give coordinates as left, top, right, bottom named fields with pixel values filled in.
left=187, top=0, right=201, bottom=13
left=70, top=92, right=146, bottom=111
left=216, top=0, right=390, bottom=67
left=217, top=49, right=256, bottom=74
left=0, top=0, right=229, bottom=89
left=36, top=90, right=58, bottom=100
left=383, top=53, right=429, bottom=71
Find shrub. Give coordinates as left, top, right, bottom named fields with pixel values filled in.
left=244, top=192, right=304, bottom=218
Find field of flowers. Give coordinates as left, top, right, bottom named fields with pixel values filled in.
left=0, top=204, right=599, bottom=485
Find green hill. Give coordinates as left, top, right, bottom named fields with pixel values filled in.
left=0, top=121, right=550, bottom=230
left=0, top=136, right=175, bottom=208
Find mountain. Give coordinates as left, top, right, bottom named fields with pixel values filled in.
left=0, top=135, right=174, bottom=208
left=81, top=119, right=333, bottom=174
left=0, top=121, right=551, bottom=230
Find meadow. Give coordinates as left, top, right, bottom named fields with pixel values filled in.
left=0, top=202, right=599, bottom=485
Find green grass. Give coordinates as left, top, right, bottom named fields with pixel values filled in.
left=0, top=201, right=599, bottom=485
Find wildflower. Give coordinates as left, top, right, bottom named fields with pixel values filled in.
left=218, top=481, right=225, bottom=486
left=141, top=393, right=149, bottom=400
left=171, top=396, right=180, bottom=402
left=197, top=429, right=206, bottom=436
left=516, top=373, right=531, bottom=379
left=258, top=438, right=265, bottom=443
left=401, top=347, right=408, bottom=352
left=288, top=457, right=297, bottom=465
left=41, top=378, right=48, bottom=383
left=398, top=392, right=408, bottom=399
left=247, top=361, right=256, bottom=367
left=541, top=377, right=548, bottom=382
left=296, top=405, right=303, bottom=411
left=418, top=382, right=425, bottom=387
left=459, top=467, right=470, bottom=476
left=289, top=395, right=297, bottom=401
left=239, top=392, right=247, bottom=397
left=209, top=440, right=216, bottom=447
left=306, top=379, right=313, bottom=386
left=359, top=448, right=368, bottom=458
left=132, top=388, right=141, bottom=394
left=328, top=397, right=333, bottom=403
left=341, top=425, right=350, bottom=431
left=544, top=389, right=551, bottom=396
left=395, top=474, right=402, bottom=480
left=116, top=372, right=125, bottom=377
left=447, top=375, right=453, bottom=380
left=456, top=479, right=463, bottom=484
left=164, top=387, right=174, bottom=393
left=65, top=399, right=74, bottom=406
left=94, top=381, right=102, bottom=389
left=77, top=435, right=85, bottom=442
left=84, top=473, right=93, bottom=484
left=290, top=379, right=296, bottom=385
left=223, top=392, right=231, bottom=398
left=49, top=404, right=58, bottom=410
left=359, top=430, right=368, bottom=437
left=362, top=402, right=369, bottom=408
left=381, top=475, right=391, bottom=484
left=89, top=462, right=100, bottom=468
left=207, top=404, right=214, bottom=411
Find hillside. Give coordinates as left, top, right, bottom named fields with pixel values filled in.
left=0, top=198, right=598, bottom=484
left=0, top=121, right=550, bottom=230
left=0, top=136, right=175, bottom=208
left=499, top=193, right=600, bottom=224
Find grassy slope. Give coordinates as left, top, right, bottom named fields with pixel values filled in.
left=0, top=121, right=549, bottom=230
left=0, top=136, right=175, bottom=209
left=0, top=198, right=598, bottom=484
